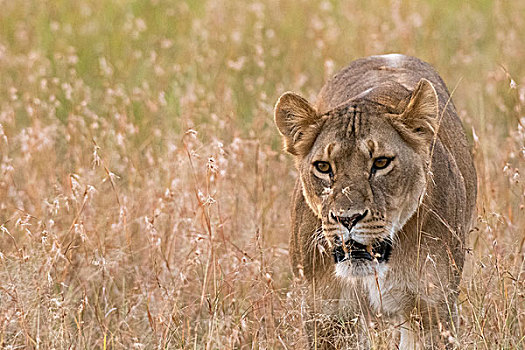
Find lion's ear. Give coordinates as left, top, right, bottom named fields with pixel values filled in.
left=398, top=78, right=439, bottom=148
left=274, top=92, right=320, bottom=156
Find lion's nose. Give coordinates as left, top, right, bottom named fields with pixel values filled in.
left=330, top=210, right=368, bottom=230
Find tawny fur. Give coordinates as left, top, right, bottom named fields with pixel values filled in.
left=274, top=54, right=477, bottom=349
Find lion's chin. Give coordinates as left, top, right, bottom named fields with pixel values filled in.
left=334, top=260, right=388, bottom=278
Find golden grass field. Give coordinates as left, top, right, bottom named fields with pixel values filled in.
left=0, top=0, right=524, bottom=348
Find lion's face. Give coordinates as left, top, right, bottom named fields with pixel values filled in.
left=275, top=79, right=438, bottom=278
left=299, top=106, right=428, bottom=276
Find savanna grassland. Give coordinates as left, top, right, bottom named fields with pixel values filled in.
left=0, top=0, right=524, bottom=348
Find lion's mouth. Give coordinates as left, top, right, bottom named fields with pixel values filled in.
left=332, top=238, right=393, bottom=264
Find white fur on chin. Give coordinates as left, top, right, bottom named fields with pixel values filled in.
left=334, top=259, right=388, bottom=279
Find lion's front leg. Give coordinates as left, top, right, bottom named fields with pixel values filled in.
left=399, top=322, right=458, bottom=350
left=305, top=281, right=373, bottom=350
left=398, top=299, right=460, bottom=350
left=305, top=310, right=371, bottom=350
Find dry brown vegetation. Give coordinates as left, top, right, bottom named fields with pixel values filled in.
left=0, top=0, right=524, bottom=348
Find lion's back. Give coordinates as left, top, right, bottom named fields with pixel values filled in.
left=316, top=54, right=448, bottom=113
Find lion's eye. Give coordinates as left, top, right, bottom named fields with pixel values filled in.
left=314, top=161, right=332, bottom=174
left=372, top=157, right=392, bottom=170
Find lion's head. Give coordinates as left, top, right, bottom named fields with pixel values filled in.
left=275, top=79, right=439, bottom=277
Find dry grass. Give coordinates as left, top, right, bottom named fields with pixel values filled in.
left=0, top=0, right=524, bottom=348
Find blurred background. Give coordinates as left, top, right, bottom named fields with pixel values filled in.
left=0, top=0, right=523, bottom=348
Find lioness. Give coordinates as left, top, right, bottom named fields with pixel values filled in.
left=274, top=54, right=476, bottom=349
